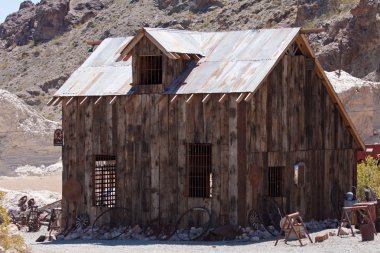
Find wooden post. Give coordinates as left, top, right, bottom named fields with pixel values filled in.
left=80, top=97, right=88, bottom=105
left=218, top=94, right=227, bottom=103
left=202, top=94, right=211, bottom=104
left=66, top=97, right=74, bottom=106
left=186, top=94, right=194, bottom=103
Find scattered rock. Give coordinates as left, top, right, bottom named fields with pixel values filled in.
left=132, top=225, right=142, bottom=234
left=339, top=228, right=349, bottom=236
left=36, top=235, right=46, bottom=242
left=205, top=224, right=241, bottom=241
left=250, top=236, right=260, bottom=242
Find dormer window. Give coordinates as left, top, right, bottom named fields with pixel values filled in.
left=140, top=56, right=162, bottom=85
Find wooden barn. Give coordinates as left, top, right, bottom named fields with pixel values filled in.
left=50, top=27, right=364, bottom=228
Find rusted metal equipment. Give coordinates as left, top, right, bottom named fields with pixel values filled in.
left=338, top=206, right=377, bottom=237
left=275, top=212, right=312, bottom=246
left=10, top=196, right=62, bottom=233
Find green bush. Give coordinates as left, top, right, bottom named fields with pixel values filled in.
left=0, top=191, right=29, bottom=253
left=357, top=156, right=380, bottom=200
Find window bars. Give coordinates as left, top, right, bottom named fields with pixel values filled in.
left=268, top=166, right=284, bottom=197
left=140, top=56, right=163, bottom=85
left=187, top=143, right=212, bottom=198
left=94, top=155, right=117, bottom=207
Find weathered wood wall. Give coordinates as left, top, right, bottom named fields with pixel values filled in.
left=61, top=54, right=358, bottom=227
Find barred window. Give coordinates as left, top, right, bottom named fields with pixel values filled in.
left=94, top=155, right=116, bottom=207
left=268, top=166, right=283, bottom=197
left=187, top=143, right=212, bottom=198
left=140, top=56, right=162, bottom=85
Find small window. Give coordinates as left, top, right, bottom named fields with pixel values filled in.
left=140, top=56, right=162, bottom=85
left=268, top=166, right=283, bottom=197
left=94, top=155, right=117, bottom=207
left=294, top=162, right=305, bottom=187
left=187, top=143, right=212, bottom=198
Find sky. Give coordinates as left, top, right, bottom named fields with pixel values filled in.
left=0, top=0, right=40, bottom=23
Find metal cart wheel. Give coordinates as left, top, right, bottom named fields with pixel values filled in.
left=91, top=207, right=130, bottom=240
left=175, top=207, right=211, bottom=241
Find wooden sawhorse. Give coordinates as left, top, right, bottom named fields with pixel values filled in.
left=275, top=212, right=313, bottom=246
left=338, top=206, right=377, bottom=237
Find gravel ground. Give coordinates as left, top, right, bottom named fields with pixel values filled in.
left=23, top=228, right=380, bottom=253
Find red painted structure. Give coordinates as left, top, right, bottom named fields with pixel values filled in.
left=357, top=144, right=380, bottom=162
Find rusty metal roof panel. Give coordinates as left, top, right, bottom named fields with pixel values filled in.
left=54, top=37, right=134, bottom=97
left=55, top=28, right=300, bottom=97
left=144, top=27, right=204, bottom=55
left=166, top=28, right=300, bottom=94
left=166, top=60, right=276, bottom=94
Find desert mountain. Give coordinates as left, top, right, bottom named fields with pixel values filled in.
left=0, top=0, right=379, bottom=163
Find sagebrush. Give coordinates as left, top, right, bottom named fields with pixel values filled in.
left=357, top=156, right=380, bottom=200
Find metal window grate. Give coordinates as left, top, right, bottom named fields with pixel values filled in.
left=187, top=143, right=212, bottom=198
left=268, top=166, right=283, bottom=197
left=140, top=56, right=162, bottom=85
left=94, top=155, right=116, bottom=207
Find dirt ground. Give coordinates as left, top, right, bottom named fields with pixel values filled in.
left=0, top=173, right=62, bottom=193
left=24, top=228, right=380, bottom=253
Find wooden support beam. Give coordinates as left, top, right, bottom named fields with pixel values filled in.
left=87, top=40, right=102, bottom=46
left=65, top=97, right=74, bottom=106
left=244, top=92, right=254, bottom=102
left=186, top=94, right=194, bottom=103
left=300, top=28, right=325, bottom=34
left=172, top=53, right=181, bottom=59
left=46, top=97, right=56, bottom=106
left=122, top=52, right=132, bottom=61
left=218, top=94, right=227, bottom=103
left=180, top=53, right=191, bottom=60
left=117, top=29, right=145, bottom=61
left=202, top=94, right=211, bottom=104
left=170, top=95, right=178, bottom=103
left=109, top=96, right=118, bottom=105
left=94, top=96, right=102, bottom=105
left=80, top=97, right=88, bottom=105
left=192, top=54, right=202, bottom=61
left=52, top=97, right=62, bottom=106
left=236, top=93, right=245, bottom=103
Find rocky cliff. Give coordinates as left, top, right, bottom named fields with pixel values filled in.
left=0, top=0, right=379, bottom=145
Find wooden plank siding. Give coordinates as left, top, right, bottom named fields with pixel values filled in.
left=61, top=54, right=359, bottom=227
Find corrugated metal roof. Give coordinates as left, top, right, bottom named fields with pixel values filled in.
left=144, top=27, right=203, bottom=55
left=55, top=37, right=133, bottom=97
left=167, top=28, right=300, bottom=94
left=54, top=27, right=300, bottom=97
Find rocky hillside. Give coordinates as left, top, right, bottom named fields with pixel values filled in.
left=0, top=0, right=379, bottom=142
left=0, top=89, right=60, bottom=175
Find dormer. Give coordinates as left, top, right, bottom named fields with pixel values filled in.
left=117, top=28, right=203, bottom=93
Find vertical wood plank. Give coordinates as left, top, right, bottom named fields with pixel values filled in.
left=228, top=94, right=238, bottom=225
left=237, top=102, right=247, bottom=225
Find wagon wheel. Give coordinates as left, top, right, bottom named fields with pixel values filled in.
left=91, top=207, right=130, bottom=240
left=143, top=218, right=160, bottom=238
left=75, top=213, right=90, bottom=230
left=28, top=218, right=41, bottom=232
left=20, top=204, right=27, bottom=212
left=248, top=208, right=263, bottom=230
left=175, top=207, right=211, bottom=241
left=265, top=197, right=284, bottom=232
left=27, top=198, right=35, bottom=208
left=18, top=196, right=27, bottom=207
left=157, top=223, right=176, bottom=240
